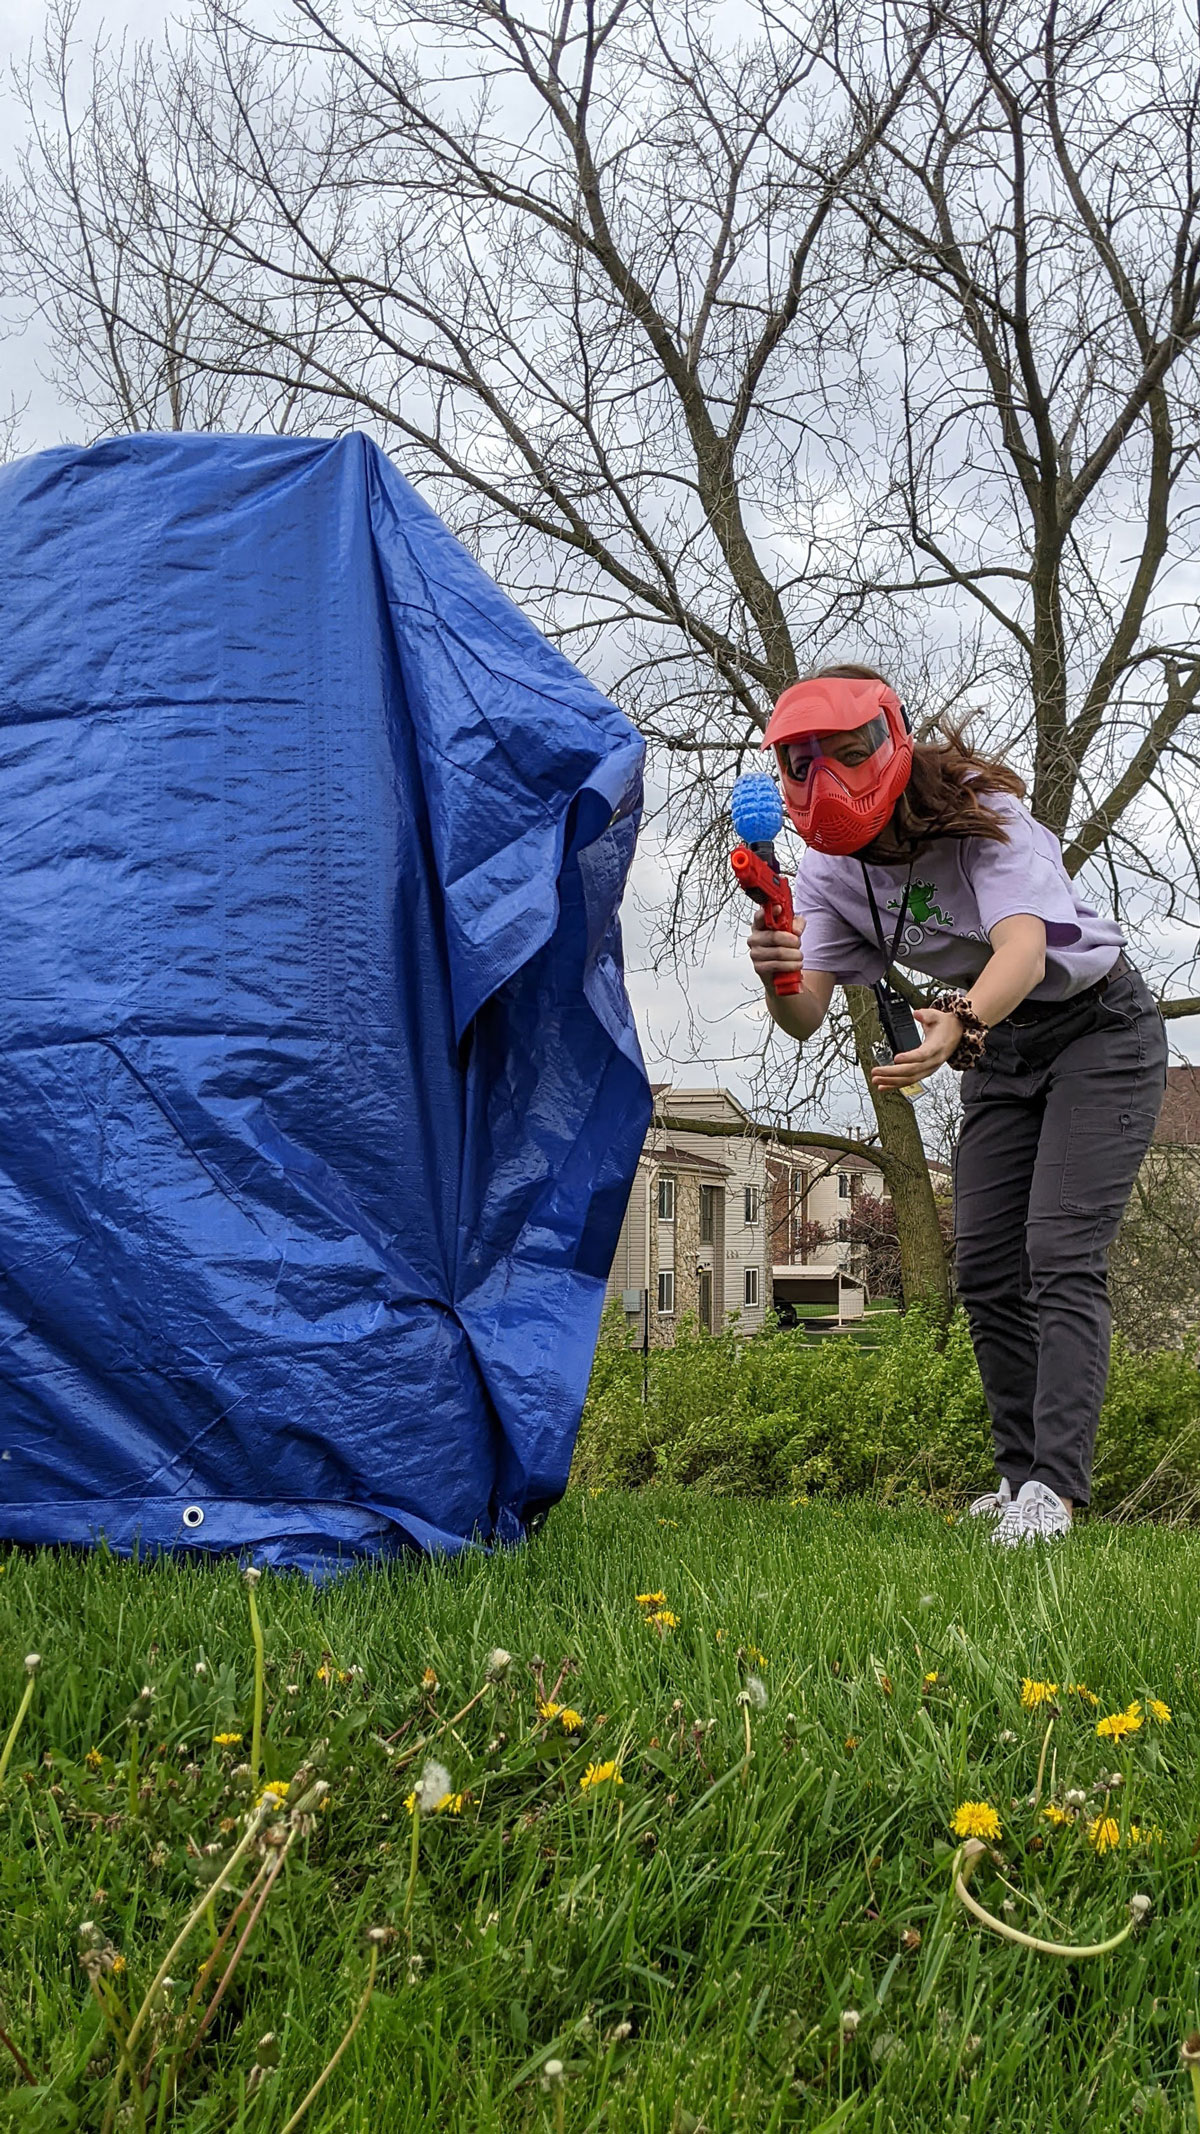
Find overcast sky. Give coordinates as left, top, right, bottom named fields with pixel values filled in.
left=2, top=0, right=1195, bottom=1120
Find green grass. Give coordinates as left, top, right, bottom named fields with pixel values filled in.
left=2, top=1495, right=1199, bottom=2132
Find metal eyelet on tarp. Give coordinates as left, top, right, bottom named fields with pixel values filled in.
left=182, top=1505, right=205, bottom=1530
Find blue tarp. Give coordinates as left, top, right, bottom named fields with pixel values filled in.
left=0, top=432, right=650, bottom=1571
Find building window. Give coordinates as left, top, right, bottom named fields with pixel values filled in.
left=838, top=1172, right=851, bottom=1199
left=837, top=1217, right=849, bottom=1242
left=744, top=1266, right=760, bottom=1308
left=657, top=1269, right=675, bottom=1315
left=657, top=1173, right=676, bottom=1222
left=744, top=1184, right=760, bottom=1224
left=699, top=1184, right=716, bottom=1244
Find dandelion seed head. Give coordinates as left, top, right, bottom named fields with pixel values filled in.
left=413, top=1758, right=453, bottom=1813
left=744, top=1675, right=768, bottom=1710
left=24, top=1654, right=41, bottom=1673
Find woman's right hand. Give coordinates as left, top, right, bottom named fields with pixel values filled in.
left=747, top=907, right=805, bottom=989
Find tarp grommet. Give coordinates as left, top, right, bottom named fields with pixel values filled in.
left=182, top=1505, right=205, bottom=1530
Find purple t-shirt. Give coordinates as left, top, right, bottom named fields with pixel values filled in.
left=795, top=793, right=1124, bottom=1002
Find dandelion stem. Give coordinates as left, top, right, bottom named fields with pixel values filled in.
left=94, top=1978, right=145, bottom=2134
left=247, top=1579, right=265, bottom=1784
left=275, top=1945, right=379, bottom=2134
left=182, top=1856, right=274, bottom=2028
left=1189, top=2061, right=1200, bottom=2133
left=952, top=1840, right=1138, bottom=1959
left=127, top=1723, right=140, bottom=1820
left=742, top=1700, right=752, bottom=1781
left=0, top=1674, right=36, bottom=1792
left=0, top=2022, right=36, bottom=2085
left=181, top=1828, right=296, bottom=2069
left=123, top=1804, right=271, bottom=2058
left=390, top=1684, right=490, bottom=1771
left=404, top=1801, right=421, bottom=1930
left=1033, top=1716, right=1055, bottom=1808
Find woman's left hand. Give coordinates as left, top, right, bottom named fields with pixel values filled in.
left=869, top=1007, right=963, bottom=1091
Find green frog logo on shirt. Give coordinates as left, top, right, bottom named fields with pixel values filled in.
left=888, top=882, right=953, bottom=936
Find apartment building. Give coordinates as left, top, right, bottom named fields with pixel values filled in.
left=604, top=1086, right=891, bottom=1343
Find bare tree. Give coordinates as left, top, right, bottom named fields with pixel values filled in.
left=3, top=0, right=959, bottom=1311
left=2, top=0, right=333, bottom=433
left=843, top=0, right=1200, bottom=1014
left=13, top=1, right=1200, bottom=1316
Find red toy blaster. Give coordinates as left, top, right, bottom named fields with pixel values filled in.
left=730, top=843, right=802, bottom=997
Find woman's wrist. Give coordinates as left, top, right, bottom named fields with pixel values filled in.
left=927, top=989, right=988, bottom=1070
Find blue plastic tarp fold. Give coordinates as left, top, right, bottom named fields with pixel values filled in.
left=0, top=431, right=650, bottom=1571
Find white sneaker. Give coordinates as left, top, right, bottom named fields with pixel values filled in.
left=967, top=1476, right=1012, bottom=1522
left=993, top=1478, right=1072, bottom=1548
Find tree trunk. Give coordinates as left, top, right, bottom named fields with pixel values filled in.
left=845, top=985, right=952, bottom=1322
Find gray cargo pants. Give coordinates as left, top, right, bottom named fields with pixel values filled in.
left=953, top=963, right=1167, bottom=1506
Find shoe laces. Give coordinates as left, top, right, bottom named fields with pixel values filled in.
left=1021, top=1492, right=1067, bottom=1535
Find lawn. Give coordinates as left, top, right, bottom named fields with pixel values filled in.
left=2, top=1494, right=1198, bottom=2133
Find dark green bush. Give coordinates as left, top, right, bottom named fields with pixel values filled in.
left=576, top=1307, right=1200, bottom=1515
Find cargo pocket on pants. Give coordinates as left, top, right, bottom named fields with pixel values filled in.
left=1060, top=1108, right=1158, bottom=1215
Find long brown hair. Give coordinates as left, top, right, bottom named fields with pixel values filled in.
left=815, top=663, right=1026, bottom=859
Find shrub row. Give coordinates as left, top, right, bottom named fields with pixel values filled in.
left=574, top=1307, right=1200, bottom=1516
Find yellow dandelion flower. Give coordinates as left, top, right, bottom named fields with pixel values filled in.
left=923, top=1672, right=939, bottom=1689
left=1068, top=1684, right=1099, bottom=1706
left=636, top=1592, right=666, bottom=1608
left=404, top=1790, right=417, bottom=1814
left=111, top=1954, right=126, bottom=1976
left=253, top=1778, right=290, bottom=1810
left=715, top=1628, right=727, bottom=1643
left=844, top=1735, right=860, bottom=1751
left=1042, top=1802, right=1070, bottom=1827
left=557, top=1708, right=584, bottom=1733
left=658, top=1518, right=678, bottom=1528
left=422, top=1668, right=439, bottom=1691
left=537, top=1700, right=562, bottom=1722
left=648, top=1609, right=678, bottom=1631
left=580, top=1759, right=622, bottom=1792
left=1020, top=1678, right=1058, bottom=1710
left=745, top=1646, right=768, bottom=1670
left=1096, top=1705, right=1143, bottom=1743
left=950, top=1800, right=1001, bottom=1842
left=1147, top=1698, right=1172, bottom=1725
left=1126, top=1821, right=1164, bottom=1847
left=437, top=1793, right=465, bottom=1815
left=315, top=1664, right=331, bottom=1684
left=1086, top=1815, right=1121, bottom=1854
left=85, top=1748, right=103, bottom=1773
left=213, top=1732, right=243, bottom=1748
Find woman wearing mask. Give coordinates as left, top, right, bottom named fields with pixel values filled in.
left=747, top=664, right=1167, bottom=1546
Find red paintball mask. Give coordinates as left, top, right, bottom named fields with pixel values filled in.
left=762, top=676, right=913, bottom=854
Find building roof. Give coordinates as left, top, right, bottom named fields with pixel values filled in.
left=1156, top=1066, right=1200, bottom=1145
left=641, top=1141, right=731, bottom=1175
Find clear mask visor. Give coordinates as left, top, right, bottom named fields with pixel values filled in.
left=779, top=712, right=891, bottom=785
